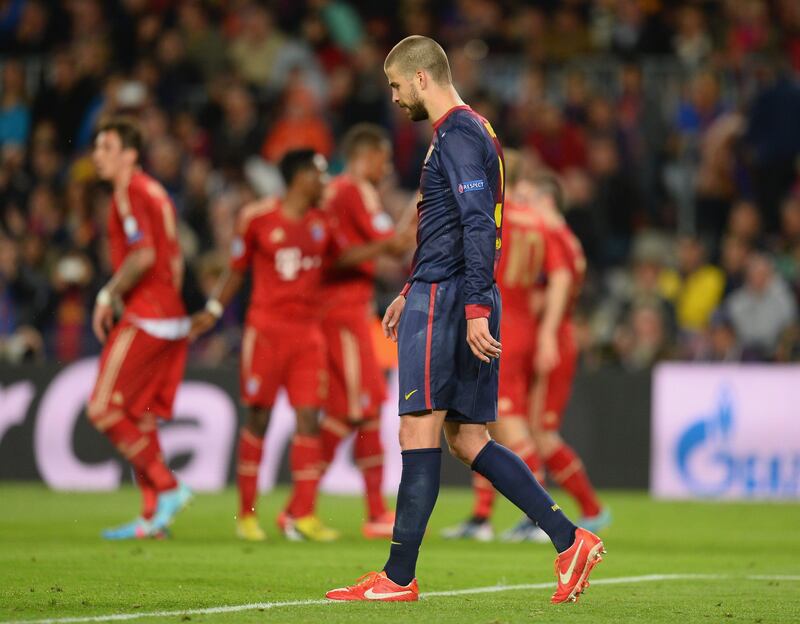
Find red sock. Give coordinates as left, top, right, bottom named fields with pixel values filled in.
left=544, top=444, right=601, bottom=517
left=354, top=420, right=387, bottom=520
left=134, top=420, right=160, bottom=520
left=237, top=428, right=265, bottom=518
left=510, top=440, right=544, bottom=484
left=320, top=417, right=352, bottom=471
left=104, top=415, right=176, bottom=492
left=472, top=473, right=495, bottom=520
left=286, top=435, right=322, bottom=518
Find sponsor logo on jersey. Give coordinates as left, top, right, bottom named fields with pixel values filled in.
left=458, top=179, right=485, bottom=193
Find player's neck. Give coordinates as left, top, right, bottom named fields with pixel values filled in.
left=281, top=192, right=310, bottom=221
left=425, top=86, right=466, bottom=129
left=112, top=166, right=137, bottom=193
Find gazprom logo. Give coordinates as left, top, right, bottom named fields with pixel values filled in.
left=674, top=387, right=800, bottom=498
left=457, top=179, right=485, bottom=194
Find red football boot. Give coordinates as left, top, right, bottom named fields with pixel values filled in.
left=551, top=527, right=606, bottom=604
left=326, top=571, right=419, bottom=602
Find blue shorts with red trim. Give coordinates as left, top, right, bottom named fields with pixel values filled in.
left=397, top=275, right=501, bottom=423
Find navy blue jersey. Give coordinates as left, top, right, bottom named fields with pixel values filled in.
left=403, top=105, right=505, bottom=318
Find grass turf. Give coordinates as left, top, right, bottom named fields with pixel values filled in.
left=1, top=485, right=799, bottom=623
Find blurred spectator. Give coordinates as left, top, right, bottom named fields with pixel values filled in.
left=662, top=235, right=725, bottom=333
left=0, top=60, right=31, bottom=148
left=261, top=86, right=334, bottom=162
left=725, top=253, right=798, bottom=359
left=771, top=196, right=800, bottom=297
left=178, top=1, right=227, bottom=81
left=695, top=310, right=742, bottom=362
left=725, top=199, right=764, bottom=248
left=526, top=102, right=587, bottom=173
left=720, top=234, right=752, bottom=297
left=612, top=301, right=671, bottom=371
left=210, top=83, right=264, bottom=173
left=673, top=4, right=713, bottom=69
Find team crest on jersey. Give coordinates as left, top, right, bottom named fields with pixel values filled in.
left=270, top=228, right=286, bottom=243
left=309, top=222, right=325, bottom=242
left=231, top=236, right=245, bottom=259
left=123, top=216, right=142, bottom=243
left=458, top=179, right=485, bottom=194
left=246, top=376, right=261, bottom=397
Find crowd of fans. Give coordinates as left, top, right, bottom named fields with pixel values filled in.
left=1, top=0, right=800, bottom=370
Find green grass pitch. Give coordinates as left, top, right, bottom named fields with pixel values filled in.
left=1, top=485, right=799, bottom=623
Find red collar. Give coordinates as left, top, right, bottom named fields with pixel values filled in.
left=432, top=104, right=472, bottom=131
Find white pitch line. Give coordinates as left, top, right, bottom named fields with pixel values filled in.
left=2, top=573, right=798, bottom=624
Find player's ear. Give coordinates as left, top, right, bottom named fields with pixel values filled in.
left=415, top=69, right=426, bottom=90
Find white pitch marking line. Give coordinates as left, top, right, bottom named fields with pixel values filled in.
left=2, top=574, right=798, bottom=624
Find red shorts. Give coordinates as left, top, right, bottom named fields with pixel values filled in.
left=89, top=320, right=187, bottom=426
left=322, top=310, right=386, bottom=420
left=498, top=316, right=537, bottom=419
left=530, top=323, right=577, bottom=431
left=240, top=321, right=326, bottom=409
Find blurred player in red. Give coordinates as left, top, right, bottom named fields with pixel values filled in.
left=319, top=124, right=413, bottom=539
left=517, top=169, right=609, bottom=536
left=191, top=149, right=403, bottom=542
left=88, top=117, right=192, bottom=540
left=443, top=160, right=608, bottom=541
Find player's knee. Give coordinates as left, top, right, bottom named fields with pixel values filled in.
left=246, top=408, right=270, bottom=437
left=531, top=429, right=560, bottom=457
left=295, top=408, right=320, bottom=435
left=446, top=436, right=485, bottom=466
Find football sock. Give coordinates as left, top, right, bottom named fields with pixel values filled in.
left=134, top=424, right=160, bottom=520
left=286, top=434, right=323, bottom=518
left=354, top=420, right=387, bottom=520
left=104, top=415, right=177, bottom=492
left=383, top=448, right=442, bottom=586
left=237, top=427, right=264, bottom=518
left=319, top=417, right=351, bottom=470
left=471, top=473, right=495, bottom=520
left=544, top=444, right=602, bottom=518
left=472, top=440, right=576, bottom=553
left=510, top=439, right=544, bottom=484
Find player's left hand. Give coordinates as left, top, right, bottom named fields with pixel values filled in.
left=189, top=310, right=217, bottom=342
left=466, top=317, right=501, bottom=363
left=92, top=301, right=114, bottom=344
left=536, top=331, right=560, bottom=373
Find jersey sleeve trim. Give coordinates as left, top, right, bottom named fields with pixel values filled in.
left=465, top=304, right=491, bottom=319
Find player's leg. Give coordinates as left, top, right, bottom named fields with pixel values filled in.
left=134, top=414, right=159, bottom=523
left=354, top=417, right=394, bottom=538
left=235, top=406, right=271, bottom=541
left=88, top=326, right=183, bottom=538
left=530, top=335, right=607, bottom=531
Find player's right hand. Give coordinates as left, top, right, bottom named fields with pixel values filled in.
left=189, top=310, right=217, bottom=342
left=92, top=302, right=114, bottom=344
left=382, top=295, right=406, bottom=342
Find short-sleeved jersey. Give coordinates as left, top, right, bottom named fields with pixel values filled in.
left=404, top=105, right=504, bottom=318
left=497, top=200, right=567, bottom=322
left=544, top=222, right=586, bottom=322
left=322, top=174, right=394, bottom=312
left=108, top=171, right=186, bottom=319
left=231, top=198, right=335, bottom=328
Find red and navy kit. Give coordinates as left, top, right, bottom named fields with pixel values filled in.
left=398, top=105, right=505, bottom=422
left=89, top=171, right=187, bottom=424
left=531, top=222, right=586, bottom=430
left=322, top=175, right=393, bottom=420
left=231, top=198, right=336, bottom=408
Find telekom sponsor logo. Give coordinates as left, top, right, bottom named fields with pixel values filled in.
left=651, top=364, right=800, bottom=500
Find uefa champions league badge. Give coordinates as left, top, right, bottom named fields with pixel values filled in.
left=458, top=179, right=485, bottom=194
left=123, top=216, right=142, bottom=243
left=231, top=236, right=245, bottom=259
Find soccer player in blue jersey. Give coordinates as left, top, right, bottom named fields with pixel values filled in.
left=325, top=36, right=605, bottom=605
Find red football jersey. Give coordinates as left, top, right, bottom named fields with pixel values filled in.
left=322, top=174, right=394, bottom=312
left=231, top=198, right=336, bottom=328
left=548, top=222, right=586, bottom=321
left=108, top=170, right=185, bottom=319
left=497, top=200, right=567, bottom=321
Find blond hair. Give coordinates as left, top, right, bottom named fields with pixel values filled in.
left=384, top=35, right=452, bottom=85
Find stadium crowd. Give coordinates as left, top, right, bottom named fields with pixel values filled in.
left=1, top=0, right=800, bottom=369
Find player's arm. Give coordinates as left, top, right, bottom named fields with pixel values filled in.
left=93, top=188, right=156, bottom=343
left=440, top=124, right=501, bottom=362
left=189, top=212, right=253, bottom=340
left=536, top=232, right=572, bottom=373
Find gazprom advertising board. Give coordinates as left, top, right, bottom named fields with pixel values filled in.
left=651, top=364, right=800, bottom=500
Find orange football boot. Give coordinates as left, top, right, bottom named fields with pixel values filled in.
left=550, top=527, right=606, bottom=604
left=326, top=571, right=419, bottom=602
